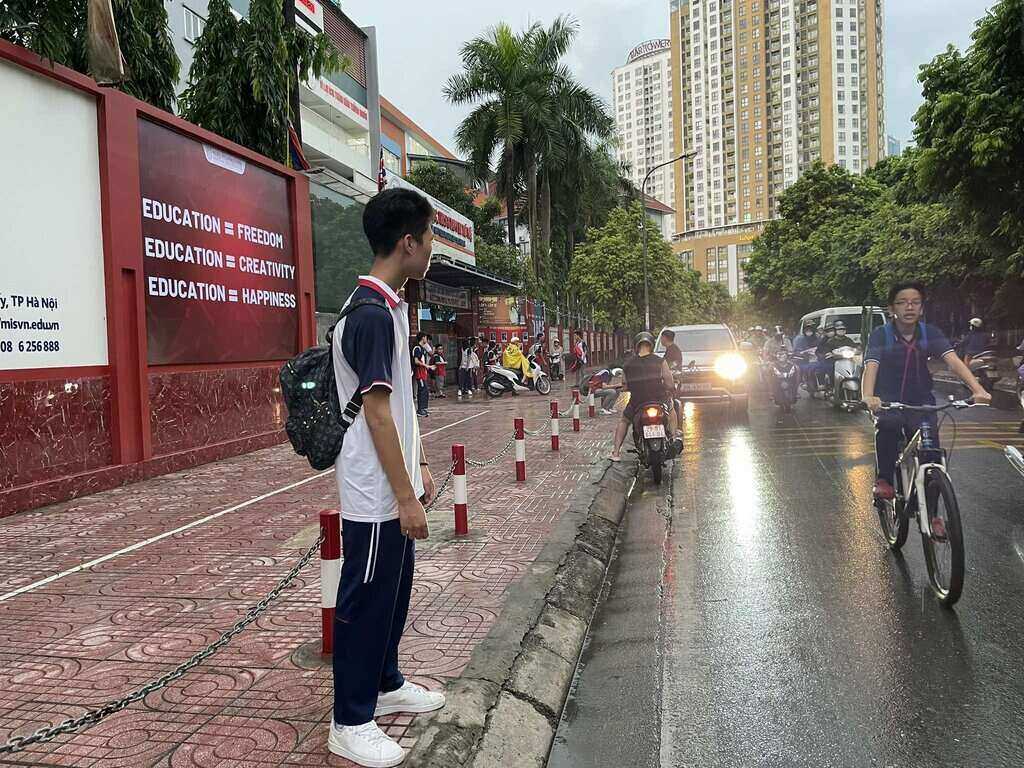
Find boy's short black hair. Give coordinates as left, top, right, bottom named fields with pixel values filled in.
left=363, top=188, right=434, bottom=256
left=660, top=328, right=675, bottom=340
left=573, top=329, right=583, bottom=337
left=415, top=332, right=427, bottom=343
left=887, top=281, right=927, bottom=305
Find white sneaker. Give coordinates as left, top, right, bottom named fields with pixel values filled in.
left=600, top=408, right=616, bottom=415
left=328, top=720, right=405, bottom=767
left=374, top=681, right=446, bottom=717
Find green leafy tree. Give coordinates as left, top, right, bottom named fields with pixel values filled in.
left=2, top=0, right=178, bottom=110
left=444, top=21, right=539, bottom=249
left=913, top=0, right=1024, bottom=277
left=179, top=0, right=342, bottom=164
left=405, top=161, right=505, bottom=245
left=744, top=163, right=884, bottom=321
left=475, top=241, right=535, bottom=296
left=445, top=16, right=614, bottom=279
left=569, top=203, right=709, bottom=331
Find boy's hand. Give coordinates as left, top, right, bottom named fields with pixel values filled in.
left=422, top=466, right=435, bottom=504
left=398, top=497, right=428, bottom=540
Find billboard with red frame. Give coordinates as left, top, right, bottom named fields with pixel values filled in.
left=138, top=119, right=298, bottom=364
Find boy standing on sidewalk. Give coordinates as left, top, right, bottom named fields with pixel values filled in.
left=329, top=188, right=446, bottom=767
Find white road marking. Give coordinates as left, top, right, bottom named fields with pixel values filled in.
left=0, top=410, right=490, bottom=602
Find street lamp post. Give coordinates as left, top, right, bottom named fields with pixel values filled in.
left=641, top=151, right=697, bottom=331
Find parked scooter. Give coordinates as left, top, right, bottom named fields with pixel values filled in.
left=768, top=351, right=800, bottom=413
left=825, top=345, right=862, bottom=412
left=484, top=357, right=551, bottom=398
left=630, top=401, right=672, bottom=485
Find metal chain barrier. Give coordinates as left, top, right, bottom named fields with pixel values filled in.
left=0, top=533, right=325, bottom=755
left=523, top=425, right=547, bottom=436
left=466, top=435, right=516, bottom=467
left=424, top=459, right=456, bottom=511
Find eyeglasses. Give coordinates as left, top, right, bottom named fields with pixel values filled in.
left=893, top=299, right=923, bottom=308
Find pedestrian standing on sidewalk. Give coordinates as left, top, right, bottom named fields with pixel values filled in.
left=571, top=329, right=589, bottom=390
left=458, top=338, right=479, bottom=400
left=431, top=344, right=447, bottom=398
left=550, top=337, right=564, bottom=381
left=412, top=332, right=432, bottom=417
left=328, top=187, right=446, bottom=767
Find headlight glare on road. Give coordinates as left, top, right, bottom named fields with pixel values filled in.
left=714, top=353, right=748, bottom=381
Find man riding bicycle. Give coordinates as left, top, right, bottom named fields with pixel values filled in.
left=862, top=282, right=991, bottom=536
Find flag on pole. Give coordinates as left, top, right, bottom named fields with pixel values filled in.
left=377, top=148, right=387, bottom=191
left=87, top=0, right=125, bottom=84
left=288, top=123, right=310, bottom=171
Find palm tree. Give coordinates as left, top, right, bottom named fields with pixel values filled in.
left=445, top=16, right=613, bottom=280
left=533, top=74, right=615, bottom=263
left=444, top=22, right=542, bottom=249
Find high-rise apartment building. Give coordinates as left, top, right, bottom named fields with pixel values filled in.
left=668, top=0, right=885, bottom=295
left=612, top=39, right=675, bottom=212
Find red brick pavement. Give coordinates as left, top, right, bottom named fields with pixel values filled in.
left=0, top=386, right=612, bottom=766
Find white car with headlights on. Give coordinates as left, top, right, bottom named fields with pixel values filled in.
left=655, top=324, right=749, bottom=420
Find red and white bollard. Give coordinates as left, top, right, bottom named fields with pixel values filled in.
left=453, top=444, right=468, bottom=535
left=572, top=389, right=581, bottom=432
left=588, top=392, right=596, bottom=418
left=550, top=401, right=560, bottom=451
left=514, top=418, right=526, bottom=481
left=320, top=509, right=341, bottom=655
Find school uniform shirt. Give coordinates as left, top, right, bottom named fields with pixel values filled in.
left=332, top=275, right=423, bottom=523
left=864, top=321, right=954, bottom=405
left=412, top=345, right=429, bottom=381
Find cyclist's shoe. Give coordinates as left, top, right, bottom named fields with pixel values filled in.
left=930, top=517, right=948, bottom=542
left=873, top=479, right=895, bottom=501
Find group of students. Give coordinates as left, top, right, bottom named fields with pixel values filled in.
left=410, top=332, right=449, bottom=418
left=409, top=329, right=594, bottom=414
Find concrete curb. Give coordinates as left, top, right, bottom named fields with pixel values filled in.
left=406, top=457, right=637, bottom=768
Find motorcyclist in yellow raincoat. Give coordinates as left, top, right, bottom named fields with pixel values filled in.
left=502, top=336, right=532, bottom=384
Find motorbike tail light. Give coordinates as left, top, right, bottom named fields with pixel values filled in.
left=645, top=406, right=660, bottom=418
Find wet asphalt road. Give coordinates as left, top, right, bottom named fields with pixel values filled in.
left=548, top=390, right=1024, bottom=768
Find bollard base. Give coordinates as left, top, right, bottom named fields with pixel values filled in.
left=292, top=639, right=332, bottom=669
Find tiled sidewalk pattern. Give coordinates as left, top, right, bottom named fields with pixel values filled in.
left=0, top=389, right=611, bottom=766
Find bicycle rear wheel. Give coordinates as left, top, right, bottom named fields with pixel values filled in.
left=921, top=470, right=965, bottom=607
left=876, top=469, right=909, bottom=551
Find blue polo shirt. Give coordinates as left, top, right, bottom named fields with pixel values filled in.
left=864, top=322, right=954, bottom=404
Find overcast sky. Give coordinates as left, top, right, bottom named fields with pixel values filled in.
left=342, top=0, right=994, bottom=154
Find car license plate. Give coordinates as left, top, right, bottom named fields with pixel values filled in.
left=643, top=424, right=666, bottom=439
left=679, top=382, right=712, bottom=392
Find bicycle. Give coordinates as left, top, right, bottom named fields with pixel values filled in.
left=869, top=397, right=982, bottom=608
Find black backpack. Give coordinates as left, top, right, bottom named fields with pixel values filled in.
left=279, top=297, right=390, bottom=470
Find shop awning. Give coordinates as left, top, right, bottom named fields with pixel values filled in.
left=426, top=254, right=520, bottom=295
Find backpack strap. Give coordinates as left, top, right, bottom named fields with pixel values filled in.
left=326, top=296, right=390, bottom=345
left=327, top=295, right=392, bottom=428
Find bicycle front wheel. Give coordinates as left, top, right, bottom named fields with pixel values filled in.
left=921, top=470, right=965, bottom=607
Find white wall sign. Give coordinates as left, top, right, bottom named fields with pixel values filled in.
left=381, top=169, right=476, bottom=264
left=0, top=60, right=108, bottom=371
left=305, top=76, right=370, bottom=131
left=295, top=0, right=323, bottom=34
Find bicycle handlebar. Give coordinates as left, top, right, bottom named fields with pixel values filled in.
left=875, top=398, right=980, bottom=412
